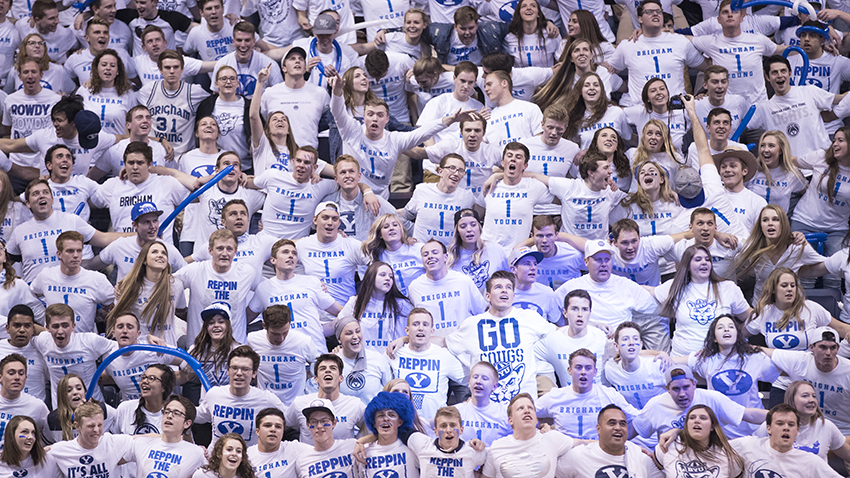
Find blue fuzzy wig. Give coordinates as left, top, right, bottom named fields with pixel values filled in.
left=364, top=391, right=416, bottom=436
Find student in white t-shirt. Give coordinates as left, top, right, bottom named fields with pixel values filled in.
left=246, top=304, right=318, bottom=405
left=448, top=207, right=511, bottom=292
left=535, top=289, right=609, bottom=391
left=0, top=353, right=49, bottom=450
left=359, top=50, right=415, bottom=124
left=391, top=307, right=465, bottom=419
left=510, top=246, right=562, bottom=324
left=246, top=408, right=298, bottom=478
left=47, top=400, right=135, bottom=478
left=0, top=415, right=51, bottom=478
left=402, top=153, right=475, bottom=245
left=731, top=404, right=844, bottom=478
left=455, top=361, right=512, bottom=446
left=284, top=355, right=366, bottom=445
left=355, top=391, right=419, bottom=478
left=31, top=303, right=118, bottom=408
left=481, top=393, right=578, bottom=478
left=211, top=22, right=281, bottom=99
left=0, top=306, right=48, bottom=401
left=183, top=0, right=236, bottom=62
left=30, top=231, right=114, bottom=334
left=536, top=349, right=640, bottom=439
left=557, top=405, right=664, bottom=478
left=174, top=229, right=261, bottom=344
left=694, top=65, right=748, bottom=134
left=134, top=26, right=214, bottom=87
left=602, top=322, right=668, bottom=410
left=105, top=313, right=177, bottom=402
left=746, top=130, right=807, bottom=213
left=128, top=395, right=206, bottom=478
left=482, top=70, right=543, bottom=149
left=191, top=434, right=254, bottom=478
left=444, top=271, right=556, bottom=404
left=290, top=398, right=357, bottom=478
left=333, top=316, right=392, bottom=404
left=196, top=346, right=286, bottom=447
left=114, top=363, right=174, bottom=435
left=415, top=61, right=483, bottom=144
left=526, top=215, right=585, bottom=290
left=480, top=142, right=555, bottom=249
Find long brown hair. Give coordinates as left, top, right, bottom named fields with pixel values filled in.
left=532, top=39, right=597, bottom=111
left=587, top=127, right=630, bottom=181
left=56, top=374, right=85, bottom=441
left=110, top=241, right=175, bottom=338
left=661, top=245, right=723, bottom=319
left=676, top=405, right=745, bottom=472
left=263, top=109, right=298, bottom=166
left=90, top=49, right=132, bottom=96
left=205, top=433, right=256, bottom=478
left=17, top=34, right=50, bottom=73
left=190, top=311, right=237, bottom=373
left=563, top=71, right=608, bottom=141
left=0, top=416, right=46, bottom=467
left=733, top=205, right=803, bottom=279
left=819, top=126, right=849, bottom=203
left=507, top=0, right=548, bottom=67
left=619, top=161, right=676, bottom=217
left=750, top=267, right=809, bottom=332
left=353, top=261, right=412, bottom=340
left=342, top=66, right=378, bottom=115
left=785, top=380, right=824, bottom=427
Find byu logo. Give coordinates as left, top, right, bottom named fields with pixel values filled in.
left=405, top=372, right=431, bottom=389
left=499, top=0, right=518, bottom=22
left=135, top=423, right=160, bottom=435
left=12, top=470, right=27, bottom=477
left=346, top=371, right=365, bottom=391
left=373, top=471, right=399, bottom=478
left=147, top=473, right=169, bottom=478
left=711, top=370, right=753, bottom=396
left=772, top=333, right=800, bottom=349
left=686, top=299, right=716, bottom=325
left=676, top=460, right=720, bottom=477
left=322, top=472, right=347, bottom=478
left=80, top=456, right=94, bottom=465
left=192, top=165, right=217, bottom=178
left=218, top=420, right=244, bottom=435
left=595, top=465, right=628, bottom=478
left=787, top=123, right=800, bottom=137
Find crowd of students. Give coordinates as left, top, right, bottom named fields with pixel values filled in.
left=3, top=0, right=850, bottom=475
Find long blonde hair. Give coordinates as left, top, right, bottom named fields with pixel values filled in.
left=619, top=161, right=677, bottom=217
left=756, top=130, right=804, bottom=188
left=362, top=213, right=412, bottom=262
left=733, top=205, right=803, bottom=279
left=110, top=241, right=175, bottom=338
left=750, top=267, right=809, bottom=332
left=631, top=120, right=682, bottom=171
left=449, top=209, right=485, bottom=267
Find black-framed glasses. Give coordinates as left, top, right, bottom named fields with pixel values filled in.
left=162, top=408, right=185, bottom=419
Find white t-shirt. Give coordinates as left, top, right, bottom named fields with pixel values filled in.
left=6, top=212, right=95, bottom=283
left=247, top=329, right=317, bottom=405
left=174, top=260, right=261, bottom=343
left=360, top=439, right=419, bottom=478
left=284, top=394, right=364, bottom=445
left=191, top=233, right=277, bottom=279
left=417, top=92, right=483, bottom=144
left=2, top=88, right=60, bottom=170
left=98, top=236, right=185, bottom=282
left=692, top=32, right=776, bottom=103
left=746, top=301, right=834, bottom=352
left=654, top=279, right=749, bottom=356
left=378, top=243, right=424, bottom=297
left=253, top=168, right=338, bottom=239
left=196, top=385, right=285, bottom=447
left=655, top=439, right=742, bottom=478
left=446, top=307, right=556, bottom=404
left=534, top=244, right=585, bottom=290
left=115, top=398, right=162, bottom=435
left=751, top=86, right=834, bottom=156
left=136, top=80, right=210, bottom=155
left=403, top=183, right=474, bottom=245
left=183, top=23, right=236, bottom=61
left=133, top=54, right=203, bottom=86
left=66, top=48, right=136, bottom=86
left=339, top=296, right=410, bottom=354
left=93, top=174, right=188, bottom=244
left=746, top=166, right=808, bottom=213
left=634, top=388, right=745, bottom=444
left=750, top=242, right=824, bottom=302
left=41, top=176, right=100, bottom=222
left=260, top=81, right=329, bottom=149
left=602, top=356, right=667, bottom=409
left=521, top=136, right=580, bottom=215
left=130, top=436, right=206, bottom=478
left=391, top=344, right=465, bottom=418
left=295, top=234, right=370, bottom=306
left=240, top=0, right=302, bottom=48
left=504, top=33, right=559, bottom=67
left=449, top=243, right=511, bottom=292
left=754, top=416, right=846, bottom=462
left=534, top=327, right=608, bottom=387
left=537, top=385, right=639, bottom=439
left=555, top=274, right=660, bottom=328
left=454, top=400, right=512, bottom=446
left=291, top=439, right=356, bottom=478
left=0, top=455, right=51, bottom=478
left=609, top=32, right=705, bottom=107
left=694, top=93, right=748, bottom=134
left=824, top=249, right=850, bottom=322
left=624, top=106, right=690, bottom=153
left=791, top=149, right=850, bottom=231
left=576, top=106, right=631, bottom=149
left=425, top=139, right=501, bottom=199
left=290, top=37, right=359, bottom=87
left=247, top=442, right=298, bottom=478
left=337, top=349, right=392, bottom=404
left=559, top=442, right=664, bottom=478
left=513, top=282, right=562, bottom=324
left=550, top=178, right=628, bottom=241
left=25, top=128, right=116, bottom=176
left=31, top=332, right=118, bottom=407
left=445, top=30, right=481, bottom=65
left=97, top=138, right=170, bottom=178
left=357, top=52, right=415, bottom=123
left=481, top=177, right=554, bottom=250
left=0, top=340, right=48, bottom=401
left=48, top=434, right=134, bottom=478
left=732, top=436, right=843, bottom=478
left=484, top=99, right=543, bottom=149
left=212, top=51, right=283, bottom=98
left=30, top=266, right=114, bottom=334
left=104, top=349, right=174, bottom=401
left=407, top=72, right=456, bottom=116
left=482, top=430, right=574, bottom=478
left=0, top=393, right=48, bottom=448
left=248, top=274, right=337, bottom=354
left=408, top=270, right=488, bottom=336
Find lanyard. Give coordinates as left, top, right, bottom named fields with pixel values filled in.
left=310, top=37, right=342, bottom=86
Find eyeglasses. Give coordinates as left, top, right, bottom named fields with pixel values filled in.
left=308, top=418, right=333, bottom=427
left=162, top=408, right=185, bottom=419
left=140, top=374, right=162, bottom=383
left=440, top=165, right=466, bottom=174
left=218, top=76, right=237, bottom=83
left=26, top=41, right=46, bottom=46
left=229, top=365, right=253, bottom=373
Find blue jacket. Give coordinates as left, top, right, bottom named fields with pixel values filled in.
left=422, top=21, right=509, bottom=63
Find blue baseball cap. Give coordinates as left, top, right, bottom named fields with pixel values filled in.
left=74, top=110, right=102, bottom=149
left=131, top=201, right=164, bottom=222
left=201, top=301, right=232, bottom=322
